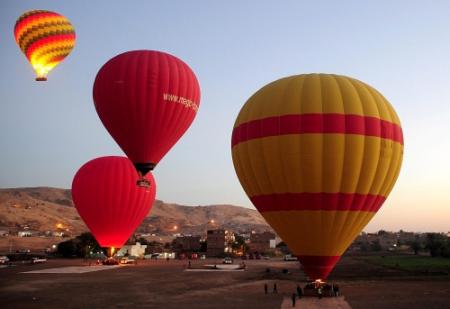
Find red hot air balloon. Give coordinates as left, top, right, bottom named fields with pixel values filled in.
left=93, top=50, right=201, bottom=184
left=72, top=156, right=156, bottom=250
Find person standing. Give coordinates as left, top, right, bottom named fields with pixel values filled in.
left=335, top=284, right=340, bottom=297
left=291, top=293, right=296, bottom=307
left=296, top=285, right=303, bottom=298
left=317, top=286, right=323, bottom=299
left=273, top=283, right=278, bottom=294
left=264, top=283, right=268, bottom=294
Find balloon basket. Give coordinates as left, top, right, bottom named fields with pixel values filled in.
left=35, top=77, right=47, bottom=81
left=136, top=178, right=151, bottom=188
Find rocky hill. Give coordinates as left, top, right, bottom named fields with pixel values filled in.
left=0, top=187, right=271, bottom=236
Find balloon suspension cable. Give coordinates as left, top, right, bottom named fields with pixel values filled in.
left=35, top=77, right=47, bottom=81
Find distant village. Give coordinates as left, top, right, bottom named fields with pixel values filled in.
left=2, top=222, right=449, bottom=259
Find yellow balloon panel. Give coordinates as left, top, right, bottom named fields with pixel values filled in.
left=262, top=210, right=376, bottom=256
left=234, top=74, right=401, bottom=127
left=232, top=134, right=403, bottom=197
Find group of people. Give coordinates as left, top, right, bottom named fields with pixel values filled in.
left=264, top=281, right=340, bottom=307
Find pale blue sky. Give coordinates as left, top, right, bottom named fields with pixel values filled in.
left=1, top=1, right=449, bottom=232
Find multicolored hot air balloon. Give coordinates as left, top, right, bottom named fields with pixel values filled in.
left=14, top=10, right=76, bottom=81
left=93, top=50, right=201, bottom=183
left=72, top=156, right=156, bottom=250
left=232, top=74, right=403, bottom=280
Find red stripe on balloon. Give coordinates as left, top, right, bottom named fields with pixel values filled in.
left=296, top=255, right=341, bottom=280
left=231, top=113, right=403, bottom=147
left=14, top=12, right=62, bottom=38
left=251, top=192, right=386, bottom=212
left=26, top=33, right=76, bottom=59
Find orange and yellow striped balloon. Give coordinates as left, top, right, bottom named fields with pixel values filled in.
left=231, top=74, right=404, bottom=280
left=14, top=10, right=76, bottom=81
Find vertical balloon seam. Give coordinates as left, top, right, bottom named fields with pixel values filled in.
left=366, top=85, right=404, bottom=198
left=259, top=84, right=278, bottom=202
left=103, top=159, right=114, bottom=242
left=245, top=95, right=265, bottom=197
left=144, top=51, right=156, bottom=163
left=273, top=77, right=294, bottom=243
left=240, top=95, right=260, bottom=197
left=353, top=83, right=386, bottom=240
left=121, top=159, right=133, bottom=243
left=348, top=80, right=380, bottom=251
left=327, top=74, right=345, bottom=251
left=113, top=158, right=125, bottom=244
left=127, top=172, right=144, bottom=241
left=132, top=53, right=142, bottom=161
left=341, top=77, right=367, bottom=249
left=160, top=54, right=178, bottom=157
left=160, top=52, right=178, bottom=161
left=349, top=81, right=379, bottom=242
left=329, top=75, right=343, bottom=253
left=139, top=51, right=149, bottom=161
left=168, top=53, right=187, bottom=159
left=367, top=89, right=396, bottom=201
left=116, top=159, right=127, bottom=244
left=346, top=78, right=371, bottom=253
left=145, top=51, right=156, bottom=163
left=329, top=76, right=353, bottom=255
left=152, top=52, right=166, bottom=161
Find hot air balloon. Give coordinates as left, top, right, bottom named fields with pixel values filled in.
left=93, top=50, right=201, bottom=185
left=231, top=74, right=403, bottom=281
left=14, top=10, right=76, bottom=81
left=72, top=156, right=156, bottom=252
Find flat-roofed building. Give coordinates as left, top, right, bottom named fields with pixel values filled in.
left=207, top=229, right=234, bottom=257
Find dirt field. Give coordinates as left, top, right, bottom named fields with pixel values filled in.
left=0, top=256, right=449, bottom=308
left=0, top=236, right=62, bottom=254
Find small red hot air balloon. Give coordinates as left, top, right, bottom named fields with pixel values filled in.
left=93, top=50, right=201, bottom=185
left=72, top=156, right=156, bottom=250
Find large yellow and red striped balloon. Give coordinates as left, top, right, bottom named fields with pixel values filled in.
left=232, top=74, right=403, bottom=280
left=14, top=10, right=76, bottom=81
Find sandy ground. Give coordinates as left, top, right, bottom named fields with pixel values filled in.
left=281, top=296, right=351, bottom=308
left=0, top=257, right=449, bottom=309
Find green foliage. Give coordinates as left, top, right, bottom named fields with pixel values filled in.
left=56, top=232, right=102, bottom=258
left=370, top=239, right=382, bottom=251
left=409, top=238, right=422, bottom=255
left=425, top=233, right=449, bottom=258
left=361, top=255, right=450, bottom=272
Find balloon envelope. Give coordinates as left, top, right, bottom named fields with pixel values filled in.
left=72, top=156, right=156, bottom=248
left=14, top=10, right=76, bottom=81
left=232, top=74, right=404, bottom=280
left=93, top=50, right=201, bottom=175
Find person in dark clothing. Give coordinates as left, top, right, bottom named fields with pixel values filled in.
left=334, top=284, right=340, bottom=297
left=273, top=283, right=278, bottom=294
left=291, top=293, right=296, bottom=307
left=264, top=283, right=268, bottom=294
left=296, top=285, right=303, bottom=298
left=317, top=286, right=323, bottom=299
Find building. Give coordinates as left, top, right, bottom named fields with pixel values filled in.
left=172, top=235, right=201, bottom=253
left=207, top=229, right=235, bottom=257
left=248, top=231, right=276, bottom=254
left=18, top=230, right=33, bottom=237
left=117, top=242, right=147, bottom=258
